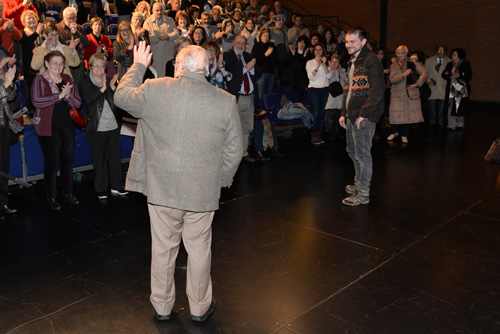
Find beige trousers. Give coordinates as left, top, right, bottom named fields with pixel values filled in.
left=148, top=204, right=214, bottom=316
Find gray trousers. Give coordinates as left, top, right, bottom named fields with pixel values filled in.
left=346, top=119, right=376, bottom=193
left=237, top=94, right=254, bottom=157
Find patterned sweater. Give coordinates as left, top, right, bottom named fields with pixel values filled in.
left=341, top=45, right=385, bottom=124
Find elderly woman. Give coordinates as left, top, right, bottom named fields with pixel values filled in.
left=165, top=36, right=192, bottom=78
left=131, top=12, right=146, bottom=42
left=252, top=28, right=277, bottom=101
left=79, top=54, right=126, bottom=199
left=135, top=1, right=151, bottom=18
left=387, top=45, right=427, bottom=143
left=306, top=43, right=331, bottom=145
left=31, top=51, right=82, bottom=210
left=31, top=25, right=80, bottom=77
left=20, top=10, right=44, bottom=113
left=84, top=17, right=113, bottom=69
left=113, top=21, right=135, bottom=80
left=441, top=48, right=472, bottom=131
left=203, top=40, right=232, bottom=89
left=0, top=62, right=17, bottom=218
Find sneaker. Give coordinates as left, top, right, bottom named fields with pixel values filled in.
left=387, top=133, right=399, bottom=141
left=401, top=136, right=408, bottom=143
left=97, top=192, right=108, bottom=199
left=345, top=184, right=358, bottom=195
left=342, top=191, right=370, bottom=206
left=111, top=188, right=129, bottom=196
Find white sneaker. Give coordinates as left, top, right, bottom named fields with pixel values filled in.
left=401, top=136, right=408, bottom=143
left=387, top=133, right=399, bottom=141
left=111, top=189, right=129, bottom=196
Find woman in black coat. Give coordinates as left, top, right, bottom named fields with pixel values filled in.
left=441, top=48, right=472, bottom=130
left=79, top=54, right=127, bottom=199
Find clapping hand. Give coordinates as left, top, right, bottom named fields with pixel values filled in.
left=0, top=56, right=12, bottom=68
left=59, top=83, right=73, bottom=100
left=3, top=65, right=16, bottom=88
left=110, top=74, right=118, bottom=90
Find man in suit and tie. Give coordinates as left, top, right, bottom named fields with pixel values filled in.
left=114, top=42, right=243, bottom=322
left=425, top=45, right=451, bottom=128
left=223, top=34, right=260, bottom=163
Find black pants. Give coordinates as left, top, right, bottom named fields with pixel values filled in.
left=86, top=129, right=123, bottom=193
left=38, top=126, right=75, bottom=199
left=0, top=125, right=10, bottom=206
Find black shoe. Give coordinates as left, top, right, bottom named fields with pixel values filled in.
left=0, top=213, right=4, bottom=220
left=111, top=188, right=129, bottom=196
left=191, top=299, right=216, bottom=322
left=155, top=312, right=171, bottom=321
left=242, top=155, right=256, bottom=163
left=62, top=193, right=79, bottom=205
left=255, top=151, right=270, bottom=162
left=1, top=205, right=18, bottom=214
left=48, top=198, right=61, bottom=210
left=272, top=147, right=284, bottom=159
left=97, top=192, right=108, bottom=200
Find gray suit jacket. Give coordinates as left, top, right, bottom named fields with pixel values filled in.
left=114, top=63, right=243, bottom=212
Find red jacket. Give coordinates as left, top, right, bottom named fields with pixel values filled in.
left=84, top=33, right=114, bottom=68
left=2, top=0, right=37, bottom=30
left=0, top=18, right=22, bottom=55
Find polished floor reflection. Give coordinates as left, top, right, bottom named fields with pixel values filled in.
left=1, top=103, right=499, bottom=334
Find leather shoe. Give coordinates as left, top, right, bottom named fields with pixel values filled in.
left=191, top=299, right=216, bottom=322
left=272, top=147, right=284, bottom=159
left=1, top=205, right=18, bottom=214
left=255, top=151, right=269, bottom=162
left=155, top=312, right=171, bottom=321
left=242, top=155, right=256, bottom=163
left=48, top=198, right=61, bottom=210
left=62, top=193, right=79, bottom=205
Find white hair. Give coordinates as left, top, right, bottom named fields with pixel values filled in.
left=176, top=45, right=209, bottom=76
left=63, top=6, right=77, bottom=18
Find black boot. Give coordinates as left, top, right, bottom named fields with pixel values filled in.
left=272, top=147, right=284, bottom=158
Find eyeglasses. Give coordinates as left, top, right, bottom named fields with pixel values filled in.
left=207, top=48, right=217, bottom=52
left=194, top=31, right=203, bottom=35
left=120, top=28, right=131, bottom=33
left=92, top=64, right=106, bottom=69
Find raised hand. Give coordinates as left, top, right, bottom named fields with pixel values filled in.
left=133, top=41, right=152, bottom=68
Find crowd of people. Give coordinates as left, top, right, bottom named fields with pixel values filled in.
left=0, top=0, right=473, bottom=213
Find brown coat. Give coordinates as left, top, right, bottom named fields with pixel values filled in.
left=389, top=59, right=427, bottom=124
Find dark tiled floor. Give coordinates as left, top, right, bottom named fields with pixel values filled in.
left=1, top=104, right=499, bottom=333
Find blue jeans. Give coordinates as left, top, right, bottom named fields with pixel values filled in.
left=257, top=72, right=275, bottom=102
left=427, top=99, right=445, bottom=126
left=308, top=87, right=329, bottom=132
left=346, top=119, right=376, bottom=193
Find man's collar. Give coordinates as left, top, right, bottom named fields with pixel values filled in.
left=178, top=70, right=209, bottom=82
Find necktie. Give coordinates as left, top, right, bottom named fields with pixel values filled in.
left=436, top=59, right=442, bottom=72
left=238, top=54, right=250, bottom=94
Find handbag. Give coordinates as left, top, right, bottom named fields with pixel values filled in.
left=68, top=106, right=87, bottom=130
left=329, top=81, right=343, bottom=97
left=406, top=61, right=420, bottom=86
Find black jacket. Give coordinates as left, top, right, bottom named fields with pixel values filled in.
left=79, top=76, right=121, bottom=131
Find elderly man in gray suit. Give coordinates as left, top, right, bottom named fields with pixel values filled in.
left=114, top=42, right=243, bottom=322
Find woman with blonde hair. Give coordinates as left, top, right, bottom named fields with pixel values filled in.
left=113, top=21, right=135, bottom=80
left=387, top=45, right=427, bottom=143
left=20, top=9, right=44, bottom=113
left=135, top=1, right=151, bottom=18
